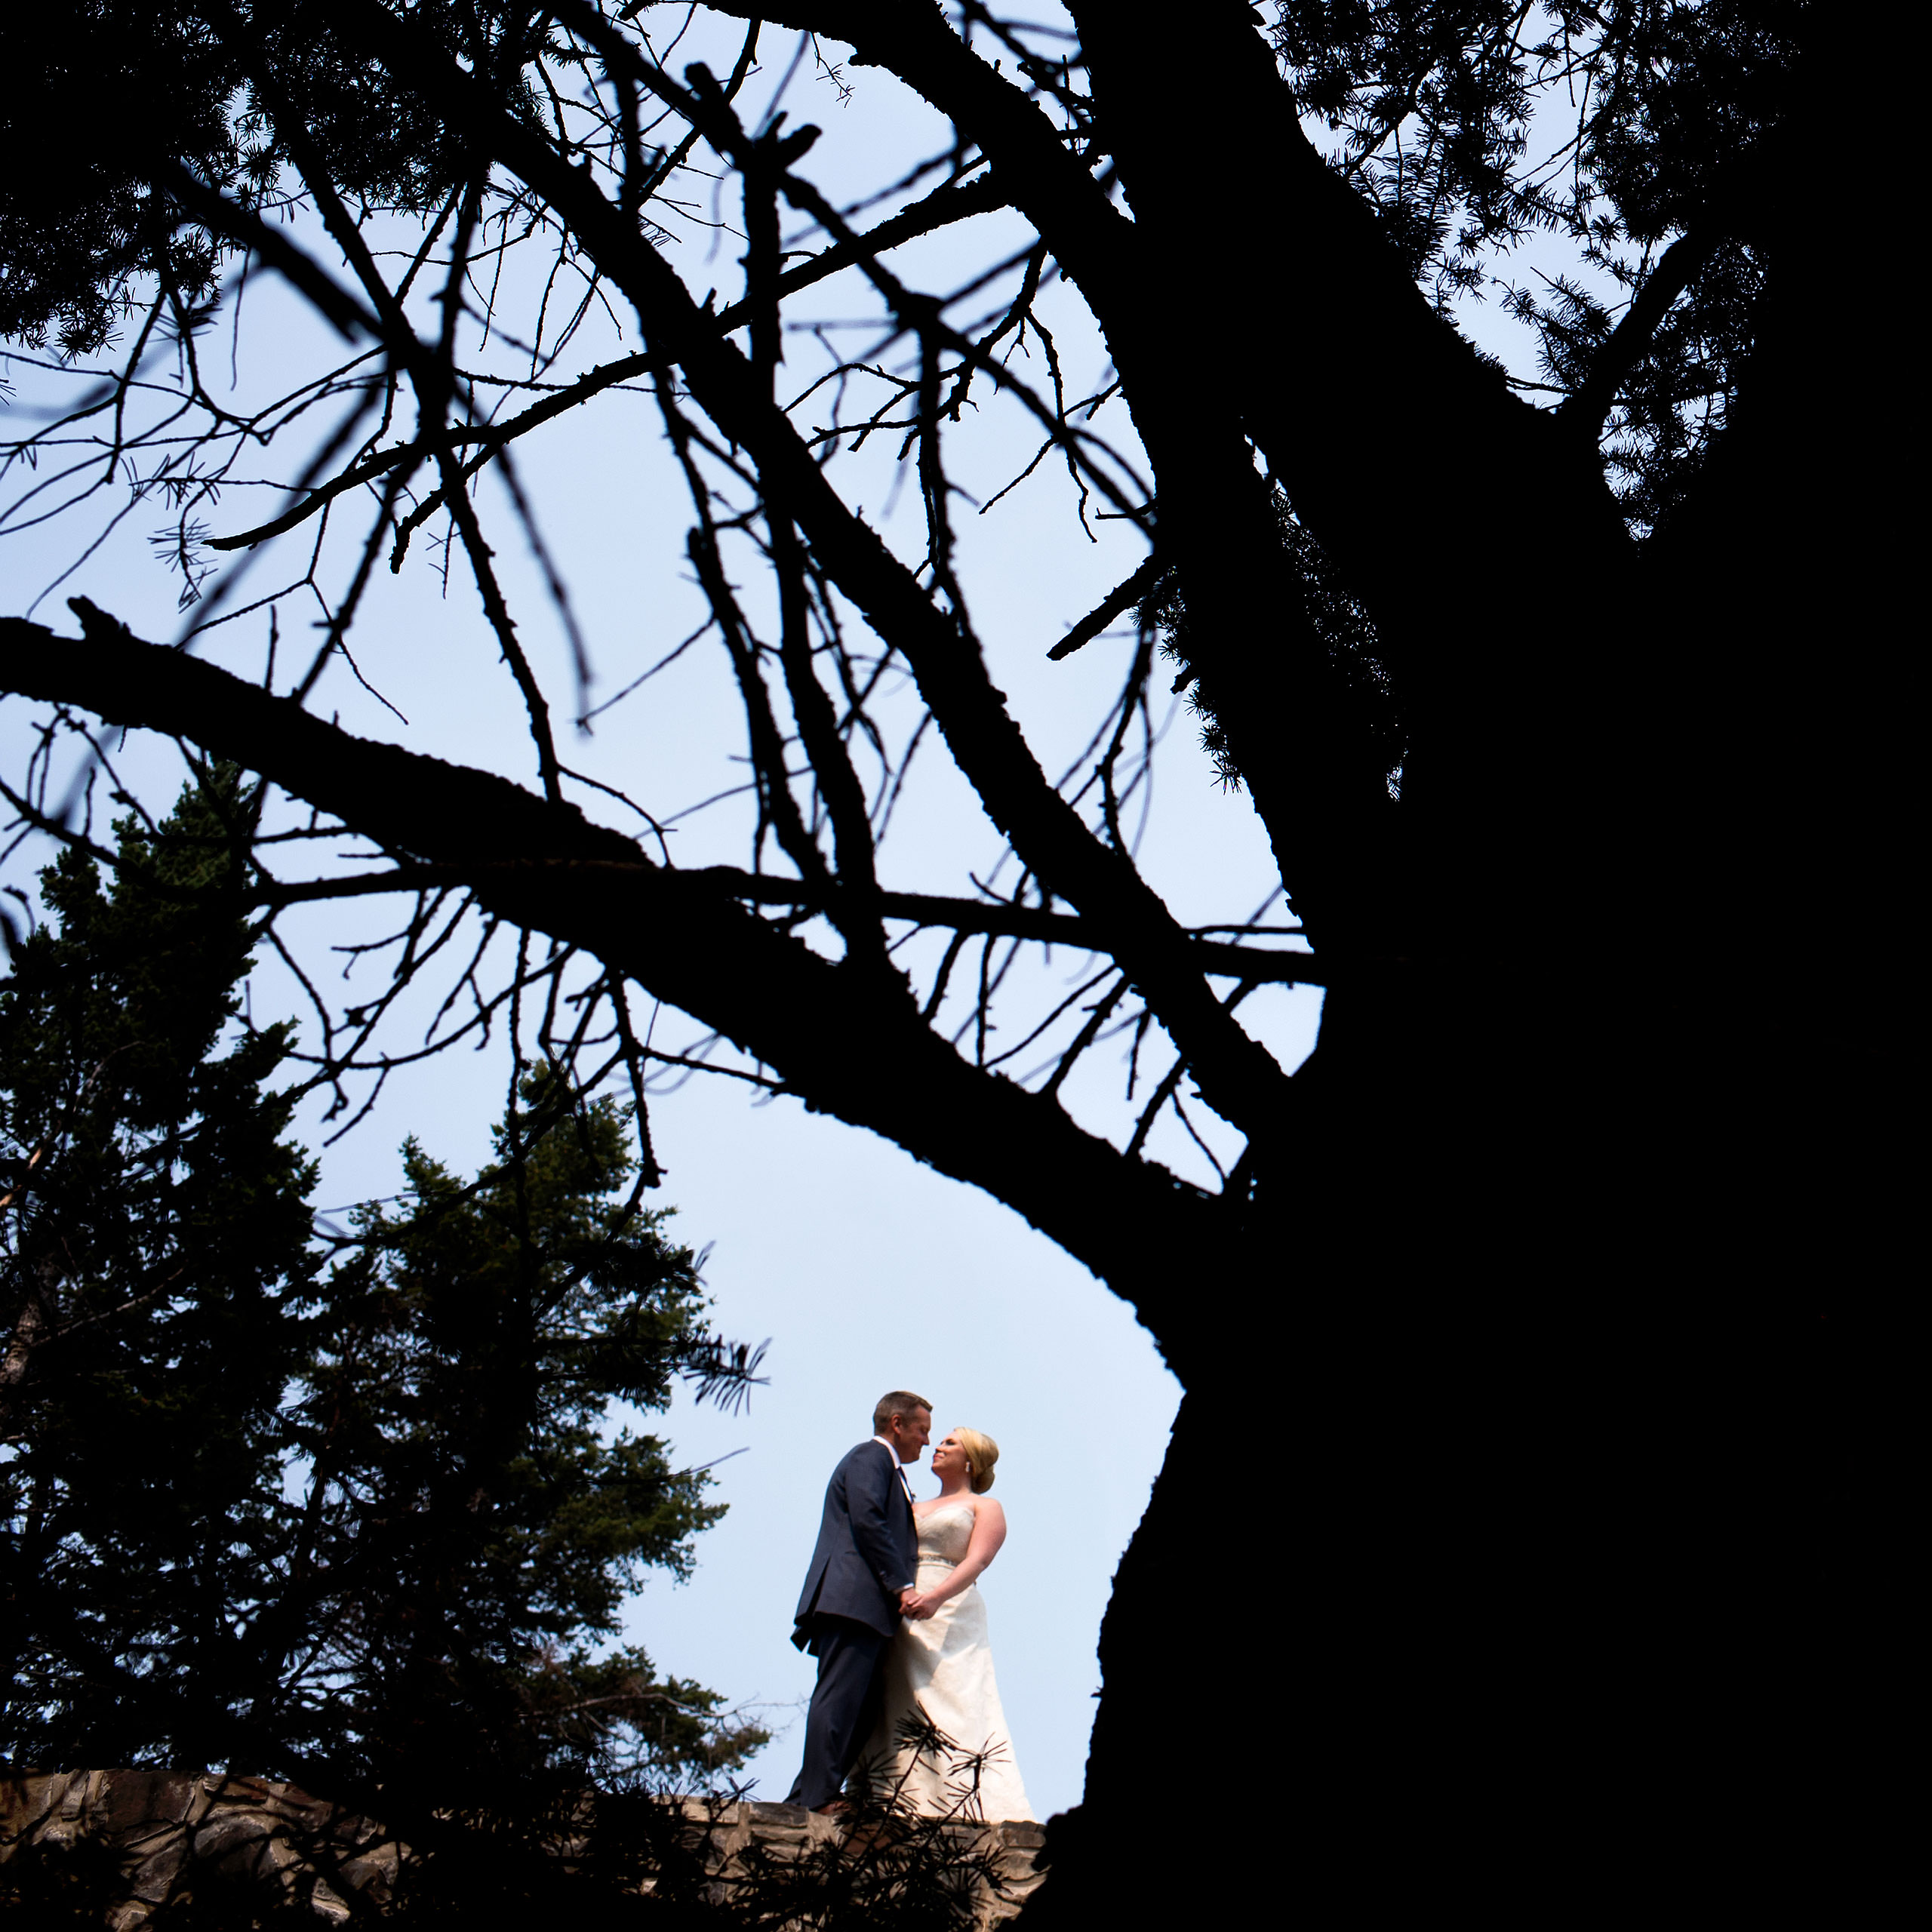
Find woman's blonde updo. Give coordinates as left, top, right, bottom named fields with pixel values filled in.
left=955, top=1427, right=1000, bottom=1494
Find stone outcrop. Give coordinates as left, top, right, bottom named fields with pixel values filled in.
left=0, top=1770, right=398, bottom=1928
left=0, top=1769, right=1049, bottom=1925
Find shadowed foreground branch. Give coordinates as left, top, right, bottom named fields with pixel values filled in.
left=0, top=605, right=1233, bottom=1372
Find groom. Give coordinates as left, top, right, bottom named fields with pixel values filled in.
left=786, top=1390, right=934, bottom=1812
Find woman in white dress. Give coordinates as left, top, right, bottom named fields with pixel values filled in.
left=854, top=1427, right=1035, bottom=1822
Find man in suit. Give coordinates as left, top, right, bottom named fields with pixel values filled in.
left=786, top=1389, right=934, bottom=1812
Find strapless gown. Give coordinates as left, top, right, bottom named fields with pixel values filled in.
left=854, top=1502, right=1035, bottom=1821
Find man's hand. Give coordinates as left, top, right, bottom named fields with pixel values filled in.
left=900, top=1587, right=938, bottom=1620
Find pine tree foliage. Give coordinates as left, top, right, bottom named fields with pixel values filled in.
left=0, top=0, right=543, bottom=354
left=285, top=1078, right=768, bottom=1786
left=1275, top=0, right=1801, bottom=528
left=1, top=779, right=764, bottom=1791
left=0, top=769, right=320, bottom=1768
left=1144, top=490, right=1404, bottom=796
left=0, top=2, right=240, bottom=354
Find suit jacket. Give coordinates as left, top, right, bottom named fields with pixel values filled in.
left=792, top=1440, right=919, bottom=1644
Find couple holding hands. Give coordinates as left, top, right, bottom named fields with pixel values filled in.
left=786, top=1390, right=1034, bottom=1823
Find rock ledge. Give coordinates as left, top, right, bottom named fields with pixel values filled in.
left=1, top=1769, right=1048, bottom=1926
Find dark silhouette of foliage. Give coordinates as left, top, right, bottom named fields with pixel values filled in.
left=0, top=3, right=239, bottom=354
left=1274, top=0, right=1800, bottom=528
left=0, top=771, right=321, bottom=1770
left=1144, top=489, right=1404, bottom=795
left=0, top=0, right=550, bottom=353
left=284, top=1078, right=770, bottom=1789
left=1, top=779, right=763, bottom=1797
left=0, top=1831, right=148, bottom=1931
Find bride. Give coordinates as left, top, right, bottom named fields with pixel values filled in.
left=854, top=1426, right=1035, bottom=1822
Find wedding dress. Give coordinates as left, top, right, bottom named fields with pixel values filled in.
left=854, top=1502, right=1035, bottom=1822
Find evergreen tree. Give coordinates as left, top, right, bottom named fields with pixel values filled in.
left=0, top=768, right=318, bottom=1770
left=278, top=1077, right=768, bottom=1790
left=2, top=779, right=763, bottom=1792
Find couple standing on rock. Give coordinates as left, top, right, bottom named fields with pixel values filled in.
left=786, top=1390, right=1034, bottom=1823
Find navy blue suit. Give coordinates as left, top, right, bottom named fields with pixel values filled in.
left=786, top=1441, right=918, bottom=1807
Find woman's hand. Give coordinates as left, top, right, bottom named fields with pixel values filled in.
left=902, top=1503, right=1011, bottom=1618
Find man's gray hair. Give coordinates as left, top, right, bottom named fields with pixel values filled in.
left=873, top=1390, right=932, bottom=1432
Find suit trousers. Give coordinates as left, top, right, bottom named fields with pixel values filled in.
left=787, top=1616, right=891, bottom=1809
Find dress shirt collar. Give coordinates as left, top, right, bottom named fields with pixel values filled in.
left=870, top=1431, right=907, bottom=1466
